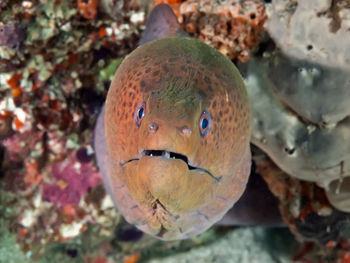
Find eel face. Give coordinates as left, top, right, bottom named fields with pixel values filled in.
left=102, top=37, right=251, bottom=240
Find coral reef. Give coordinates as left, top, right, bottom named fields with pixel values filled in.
left=251, top=1, right=350, bottom=215
left=266, top=54, right=350, bottom=125
left=267, top=0, right=350, bottom=70
left=146, top=227, right=296, bottom=263
left=253, top=147, right=350, bottom=262
left=0, top=0, right=146, bottom=260
left=77, top=0, right=99, bottom=19
left=2, top=146, right=120, bottom=257
left=179, top=0, right=266, bottom=62
left=240, top=50, right=350, bottom=213
left=42, top=152, right=102, bottom=206
left=152, top=0, right=267, bottom=63
left=0, top=21, right=26, bottom=48
left=0, top=0, right=349, bottom=262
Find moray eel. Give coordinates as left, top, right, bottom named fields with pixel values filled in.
left=94, top=4, right=252, bottom=240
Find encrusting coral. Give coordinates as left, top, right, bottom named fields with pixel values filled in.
left=180, top=0, right=266, bottom=62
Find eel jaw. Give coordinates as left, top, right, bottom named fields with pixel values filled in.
left=120, top=149, right=221, bottom=182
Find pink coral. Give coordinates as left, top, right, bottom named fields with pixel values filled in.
left=43, top=151, right=102, bottom=206
left=2, top=130, right=44, bottom=163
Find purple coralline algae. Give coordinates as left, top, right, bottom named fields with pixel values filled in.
left=42, top=153, right=102, bottom=207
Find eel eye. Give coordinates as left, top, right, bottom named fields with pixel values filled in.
left=199, top=111, right=211, bottom=136
left=134, top=101, right=146, bottom=127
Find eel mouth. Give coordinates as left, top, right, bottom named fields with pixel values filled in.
left=120, top=149, right=221, bottom=182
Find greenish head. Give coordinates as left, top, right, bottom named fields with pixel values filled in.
left=104, top=36, right=251, bottom=240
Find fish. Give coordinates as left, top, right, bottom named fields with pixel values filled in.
left=94, top=4, right=252, bottom=240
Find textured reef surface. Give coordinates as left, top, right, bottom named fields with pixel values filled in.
left=1, top=0, right=350, bottom=262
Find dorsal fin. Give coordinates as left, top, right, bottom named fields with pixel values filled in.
left=138, top=4, right=185, bottom=46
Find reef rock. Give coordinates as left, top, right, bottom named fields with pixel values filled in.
left=241, top=51, right=350, bottom=213
left=267, top=0, right=350, bottom=71
left=180, top=0, right=266, bottom=62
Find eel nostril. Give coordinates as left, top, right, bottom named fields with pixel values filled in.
left=180, top=126, right=192, bottom=136
left=148, top=122, right=158, bottom=132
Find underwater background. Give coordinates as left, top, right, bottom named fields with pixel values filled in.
left=1, top=0, right=350, bottom=262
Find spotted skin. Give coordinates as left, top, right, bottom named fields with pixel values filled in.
left=94, top=4, right=251, bottom=240
left=101, top=37, right=251, bottom=240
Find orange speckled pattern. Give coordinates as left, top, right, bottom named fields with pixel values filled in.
left=104, top=37, right=251, bottom=240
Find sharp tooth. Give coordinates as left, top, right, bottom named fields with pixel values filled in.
left=150, top=153, right=153, bottom=157
left=164, top=151, right=170, bottom=158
